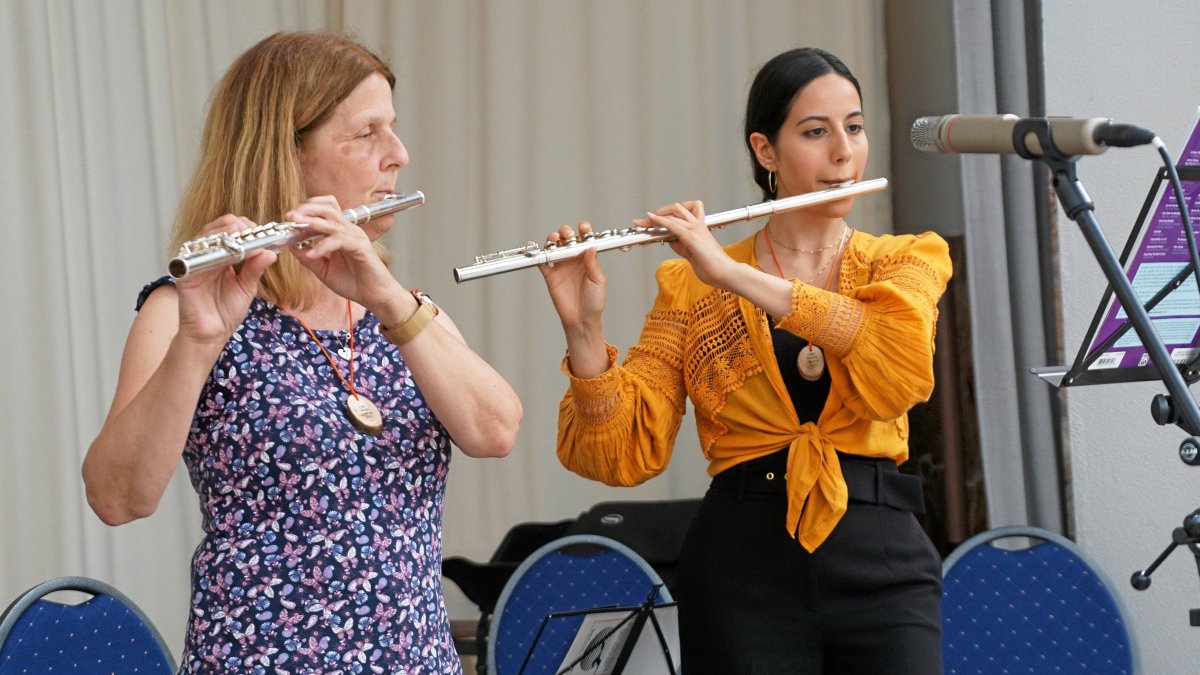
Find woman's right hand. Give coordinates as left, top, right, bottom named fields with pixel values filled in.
left=174, top=214, right=277, bottom=348
left=539, top=221, right=608, bottom=333
left=539, top=221, right=611, bottom=378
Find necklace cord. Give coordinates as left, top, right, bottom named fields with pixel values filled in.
left=283, top=300, right=361, bottom=400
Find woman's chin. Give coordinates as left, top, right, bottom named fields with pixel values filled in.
left=365, top=216, right=396, bottom=240
left=810, top=200, right=856, bottom=220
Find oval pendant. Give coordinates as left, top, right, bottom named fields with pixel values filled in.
left=797, top=345, right=825, bottom=381
left=345, top=394, right=384, bottom=435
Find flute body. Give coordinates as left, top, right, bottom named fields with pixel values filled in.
left=453, top=178, right=887, bottom=283
left=168, top=190, right=425, bottom=279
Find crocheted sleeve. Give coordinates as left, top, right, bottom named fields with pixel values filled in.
left=555, top=260, right=691, bottom=486
left=776, top=232, right=952, bottom=420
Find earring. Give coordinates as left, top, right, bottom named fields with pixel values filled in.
left=767, top=171, right=777, bottom=195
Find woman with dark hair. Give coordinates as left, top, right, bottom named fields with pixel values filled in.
left=83, top=32, right=521, bottom=673
left=540, top=47, right=950, bottom=672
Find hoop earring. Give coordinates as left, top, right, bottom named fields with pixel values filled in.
left=767, top=171, right=777, bottom=195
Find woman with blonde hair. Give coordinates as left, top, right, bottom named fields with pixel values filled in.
left=84, top=31, right=521, bottom=672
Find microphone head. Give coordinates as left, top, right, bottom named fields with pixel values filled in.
left=910, top=116, right=943, bottom=153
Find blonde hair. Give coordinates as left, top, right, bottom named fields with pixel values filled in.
left=169, top=31, right=395, bottom=310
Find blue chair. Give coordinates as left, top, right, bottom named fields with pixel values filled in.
left=0, top=576, right=176, bottom=673
left=487, top=534, right=672, bottom=675
left=444, top=519, right=574, bottom=673
left=941, top=526, right=1136, bottom=674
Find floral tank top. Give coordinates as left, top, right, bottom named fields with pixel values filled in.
left=138, top=279, right=461, bottom=674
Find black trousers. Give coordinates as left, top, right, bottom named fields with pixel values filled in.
left=674, top=451, right=942, bottom=674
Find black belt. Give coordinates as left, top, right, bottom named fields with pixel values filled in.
left=709, top=450, right=925, bottom=514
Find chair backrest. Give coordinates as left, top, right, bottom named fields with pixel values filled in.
left=941, top=526, right=1136, bottom=674
left=487, top=534, right=671, bottom=675
left=0, top=576, right=176, bottom=674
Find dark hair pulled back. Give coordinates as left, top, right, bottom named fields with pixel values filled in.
left=744, top=48, right=862, bottom=200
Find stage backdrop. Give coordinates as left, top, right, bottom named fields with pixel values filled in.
left=0, top=0, right=889, bottom=657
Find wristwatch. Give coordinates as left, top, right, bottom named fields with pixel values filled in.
left=381, top=289, right=439, bottom=345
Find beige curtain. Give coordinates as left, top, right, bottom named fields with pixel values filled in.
left=0, top=0, right=887, bottom=657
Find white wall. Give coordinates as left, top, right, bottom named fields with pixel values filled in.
left=1044, top=2, right=1200, bottom=672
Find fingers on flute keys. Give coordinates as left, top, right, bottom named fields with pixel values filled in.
left=202, top=214, right=255, bottom=235
left=546, top=221, right=592, bottom=246
left=541, top=221, right=593, bottom=269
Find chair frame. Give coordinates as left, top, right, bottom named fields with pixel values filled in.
left=0, top=575, right=176, bottom=672
left=942, top=525, right=1139, bottom=673
left=486, top=534, right=671, bottom=675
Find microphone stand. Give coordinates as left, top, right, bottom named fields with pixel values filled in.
left=1015, top=118, right=1200, bottom=625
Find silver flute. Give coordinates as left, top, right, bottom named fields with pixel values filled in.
left=453, top=178, right=887, bottom=283
left=168, top=191, right=426, bottom=279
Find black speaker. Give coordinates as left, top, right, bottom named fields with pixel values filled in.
left=565, top=498, right=702, bottom=595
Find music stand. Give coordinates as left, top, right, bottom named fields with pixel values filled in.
left=1027, top=109, right=1200, bottom=626
left=516, top=586, right=679, bottom=675
left=1033, top=127, right=1200, bottom=389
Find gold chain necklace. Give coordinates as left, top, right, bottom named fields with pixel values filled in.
left=765, top=223, right=849, bottom=285
left=763, top=225, right=850, bottom=381
left=766, top=221, right=846, bottom=254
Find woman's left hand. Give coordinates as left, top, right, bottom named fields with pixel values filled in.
left=286, top=196, right=401, bottom=305
left=641, top=201, right=739, bottom=290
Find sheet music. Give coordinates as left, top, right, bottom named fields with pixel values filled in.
left=1083, top=108, right=1200, bottom=373
left=555, top=604, right=679, bottom=675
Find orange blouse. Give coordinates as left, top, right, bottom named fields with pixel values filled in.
left=556, top=229, right=952, bottom=552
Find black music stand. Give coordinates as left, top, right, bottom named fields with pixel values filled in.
left=517, top=586, right=679, bottom=675
left=1033, top=164, right=1200, bottom=390
left=1026, top=114, right=1200, bottom=626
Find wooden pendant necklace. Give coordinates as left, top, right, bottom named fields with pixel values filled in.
left=284, top=300, right=384, bottom=436
left=764, top=222, right=849, bottom=381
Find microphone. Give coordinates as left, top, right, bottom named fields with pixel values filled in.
left=911, top=114, right=1157, bottom=157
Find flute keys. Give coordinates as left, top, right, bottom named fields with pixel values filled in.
left=473, top=243, right=542, bottom=264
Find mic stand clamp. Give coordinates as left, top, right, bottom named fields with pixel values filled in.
left=1181, top=437, right=1200, bottom=466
